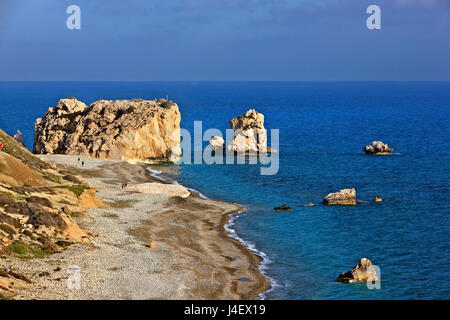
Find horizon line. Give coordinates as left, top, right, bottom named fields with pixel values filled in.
left=1, top=80, right=450, bottom=83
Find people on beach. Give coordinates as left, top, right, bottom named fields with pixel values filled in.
left=81, top=161, right=85, bottom=167
left=77, top=158, right=80, bottom=165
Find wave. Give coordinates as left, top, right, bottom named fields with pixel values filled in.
left=224, top=210, right=281, bottom=300
left=146, top=166, right=277, bottom=299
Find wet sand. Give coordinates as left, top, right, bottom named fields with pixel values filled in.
left=6, top=155, right=269, bottom=300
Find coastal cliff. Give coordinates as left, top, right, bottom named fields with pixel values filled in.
left=33, top=98, right=181, bottom=163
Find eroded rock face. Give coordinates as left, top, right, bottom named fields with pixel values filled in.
left=336, top=258, right=379, bottom=283
left=13, top=130, right=25, bottom=146
left=228, top=109, right=267, bottom=154
left=209, top=136, right=225, bottom=152
left=33, top=98, right=181, bottom=163
left=322, top=188, right=356, bottom=205
left=363, top=141, right=394, bottom=155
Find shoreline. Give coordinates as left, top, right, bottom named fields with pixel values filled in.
left=6, top=155, right=270, bottom=299
left=145, top=166, right=276, bottom=299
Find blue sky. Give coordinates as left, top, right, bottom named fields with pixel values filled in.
left=0, top=0, right=449, bottom=81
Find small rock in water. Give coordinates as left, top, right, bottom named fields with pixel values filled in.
left=209, top=136, right=225, bottom=153
left=274, top=204, right=292, bottom=211
left=336, top=258, right=379, bottom=283
left=373, top=197, right=383, bottom=202
left=363, top=141, right=394, bottom=155
left=303, top=202, right=315, bottom=207
left=323, top=188, right=356, bottom=205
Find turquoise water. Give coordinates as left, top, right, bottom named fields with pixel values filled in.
left=1, top=82, right=449, bottom=299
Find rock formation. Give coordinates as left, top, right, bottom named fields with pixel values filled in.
left=363, top=141, right=394, bottom=155
left=336, top=258, right=379, bottom=283
left=13, top=130, right=25, bottom=146
left=209, top=136, right=225, bottom=153
left=322, top=188, right=356, bottom=205
left=373, top=197, right=383, bottom=202
left=274, top=204, right=292, bottom=211
left=228, top=109, right=267, bottom=154
left=33, top=98, right=181, bottom=163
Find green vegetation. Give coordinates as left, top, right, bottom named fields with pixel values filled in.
left=54, top=185, right=89, bottom=197
left=7, top=241, right=52, bottom=259
left=0, top=162, right=5, bottom=173
left=0, top=223, right=16, bottom=235
left=31, top=244, right=52, bottom=258
left=41, top=173, right=62, bottom=183
left=23, top=229, right=34, bottom=239
left=8, top=241, right=27, bottom=255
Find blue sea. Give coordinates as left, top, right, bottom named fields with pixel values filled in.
left=1, top=81, right=449, bottom=299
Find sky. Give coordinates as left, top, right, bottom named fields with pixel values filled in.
left=0, top=0, right=449, bottom=81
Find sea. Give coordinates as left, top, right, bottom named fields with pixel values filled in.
left=0, top=81, right=449, bottom=299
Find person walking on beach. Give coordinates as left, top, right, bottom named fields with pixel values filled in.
left=77, top=158, right=80, bottom=165
left=81, top=161, right=84, bottom=167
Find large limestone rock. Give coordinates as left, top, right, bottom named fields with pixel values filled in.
left=363, top=141, right=394, bottom=155
left=336, top=258, right=379, bottom=283
left=33, top=98, right=181, bottom=163
left=228, top=109, right=267, bottom=154
left=322, top=188, right=356, bottom=205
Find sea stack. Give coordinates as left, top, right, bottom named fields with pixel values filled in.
left=363, top=141, right=394, bottom=155
left=336, top=258, right=379, bottom=283
left=33, top=98, right=182, bottom=163
left=228, top=109, right=267, bottom=154
left=322, top=188, right=356, bottom=205
left=209, top=136, right=225, bottom=153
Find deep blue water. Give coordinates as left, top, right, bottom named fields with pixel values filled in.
left=1, top=82, right=449, bottom=299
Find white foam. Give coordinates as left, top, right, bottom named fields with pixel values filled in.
left=224, top=210, right=280, bottom=300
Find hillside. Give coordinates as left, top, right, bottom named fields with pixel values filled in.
left=0, top=129, right=101, bottom=299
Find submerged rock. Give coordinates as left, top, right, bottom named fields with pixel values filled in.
left=336, top=258, right=379, bottom=283
left=33, top=98, right=181, bottom=163
left=274, top=204, right=292, bottom=211
left=363, top=141, right=394, bottom=155
left=228, top=109, right=267, bottom=154
left=302, top=202, right=315, bottom=207
left=322, top=188, right=356, bottom=205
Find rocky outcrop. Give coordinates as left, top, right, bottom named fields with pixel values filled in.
left=33, top=98, right=181, bottom=163
left=209, top=136, right=225, bottom=153
left=273, top=204, right=292, bottom=211
left=13, top=130, right=25, bottom=146
left=363, top=141, right=393, bottom=155
left=228, top=109, right=267, bottom=154
left=336, top=258, right=379, bottom=283
left=322, top=188, right=356, bottom=205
